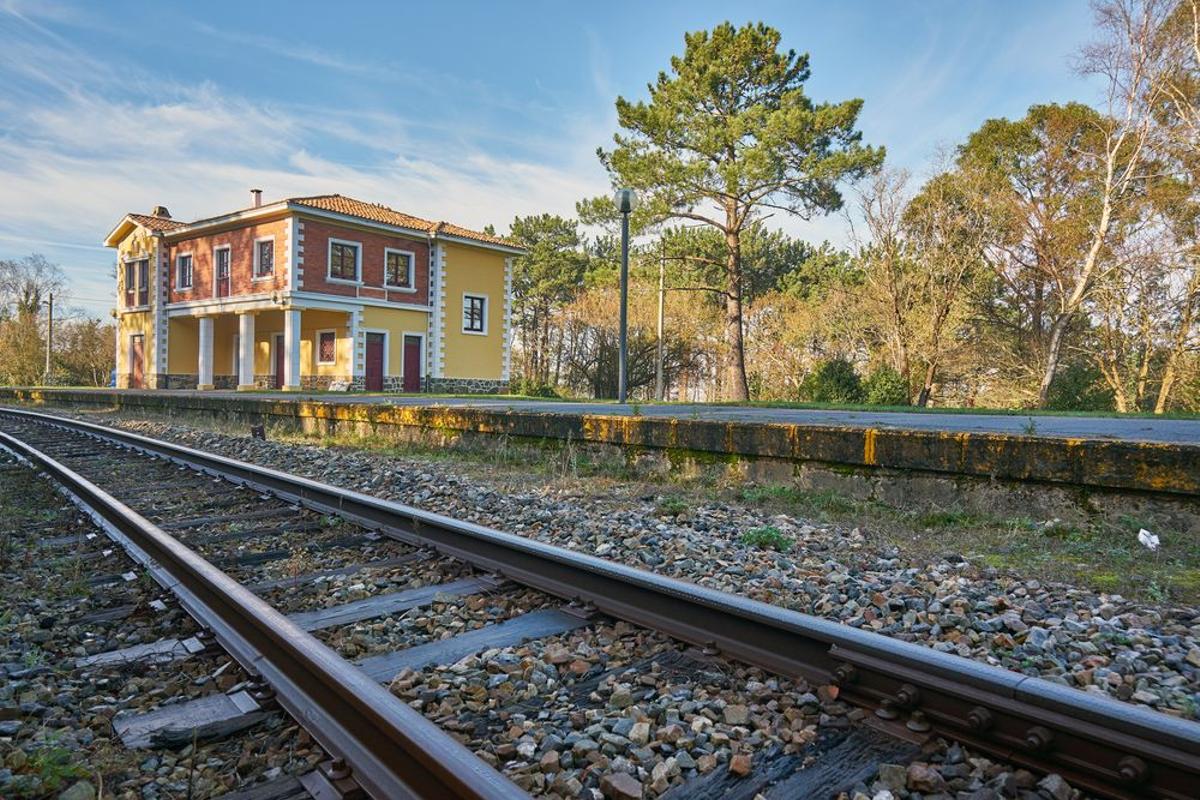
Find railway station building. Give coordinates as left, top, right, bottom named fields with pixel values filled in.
left=104, top=192, right=522, bottom=393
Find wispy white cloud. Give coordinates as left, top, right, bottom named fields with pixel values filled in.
left=0, top=11, right=610, bottom=317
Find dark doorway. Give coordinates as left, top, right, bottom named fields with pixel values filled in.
left=365, top=333, right=385, bottom=391
left=130, top=335, right=144, bottom=389
left=273, top=335, right=284, bottom=389
left=402, top=335, right=422, bottom=392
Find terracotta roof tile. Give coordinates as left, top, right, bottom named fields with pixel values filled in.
left=287, top=194, right=519, bottom=249
left=126, top=213, right=187, bottom=232
left=118, top=194, right=521, bottom=250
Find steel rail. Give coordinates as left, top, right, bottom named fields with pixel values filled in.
left=3, top=407, right=1199, bottom=799
left=0, top=424, right=526, bottom=800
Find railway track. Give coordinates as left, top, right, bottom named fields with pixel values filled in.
left=0, top=405, right=1197, bottom=800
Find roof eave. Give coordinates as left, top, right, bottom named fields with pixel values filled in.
left=158, top=202, right=291, bottom=241
left=103, top=216, right=141, bottom=248
left=435, top=232, right=526, bottom=255
left=287, top=203, right=432, bottom=239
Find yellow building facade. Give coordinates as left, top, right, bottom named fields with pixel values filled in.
left=107, top=194, right=520, bottom=393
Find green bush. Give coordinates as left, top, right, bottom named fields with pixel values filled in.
left=510, top=379, right=560, bottom=398
left=1045, top=362, right=1114, bottom=412
left=798, top=357, right=864, bottom=404
left=863, top=365, right=910, bottom=405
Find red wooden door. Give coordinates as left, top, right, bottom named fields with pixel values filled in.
left=365, top=333, right=384, bottom=391
left=402, top=335, right=421, bottom=392
left=273, top=336, right=284, bottom=389
left=130, top=335, right=144, bottom=389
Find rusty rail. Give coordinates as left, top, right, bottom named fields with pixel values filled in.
left=0, top=423, right=526, bottom=800
left=3, top=407, right=1199, bottom=799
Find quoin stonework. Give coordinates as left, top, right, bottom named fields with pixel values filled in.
left=105, top=192, right=522, bottom=393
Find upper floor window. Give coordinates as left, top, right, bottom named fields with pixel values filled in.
left=384, top=249, right=414, bottom=290
left=214, top=246, right=231, bottom=297
left=463, top=294, right=487, bottom=334
left=136, top=259, right=149, bottom=306
left=176, top=254, right=193, bottom=289
left=124, top=261, right=137, bottom=306
left=328, top=240, right=360, bottom=282
left=254, top=238, right=275, bottom=279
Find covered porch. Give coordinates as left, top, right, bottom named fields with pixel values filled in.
left=164, top=302, right=427, bottom=392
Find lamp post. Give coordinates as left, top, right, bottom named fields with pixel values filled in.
left=614, top=188, right=636, bottom=403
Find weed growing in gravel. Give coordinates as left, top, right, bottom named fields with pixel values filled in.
left=740, top=525, right=794, bottom=552
left=22, top=647, right=45, bottom=669
left=655, top=496, right=689, bottom=517
left=12, top=741, right=90, bottom=795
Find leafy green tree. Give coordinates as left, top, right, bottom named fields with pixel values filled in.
left=798, top=357, right=863, bottom=404
left=957, top=102, right=1157, bottom=406
left=590, top=22, right=882, bottom=401
left=863, top=365, right=910, bottom=405
left=654, top=222, right=826, bottom=304
left=508, top=214, right=590, bottom=386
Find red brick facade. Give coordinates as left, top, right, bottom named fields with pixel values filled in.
left=165, top=218, right=289, bottom=303
left=299, top=217, right=430, bottom=306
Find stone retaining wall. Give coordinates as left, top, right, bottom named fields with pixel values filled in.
left=1, top=389, right=1196, bottom=517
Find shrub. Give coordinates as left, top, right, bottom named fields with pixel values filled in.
left=863, top=365, right=910, bottom=405
left=798, top=357, right=863, bottom=404
left=510, top=378, right=560, bottom=398
left=740, top=525, right=794, bottom=552
left=1045, top=363, right=1114, bottom=412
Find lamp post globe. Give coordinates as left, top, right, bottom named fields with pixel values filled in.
left=613, top=188, right=637, bottom=215
left=615, top=188, right=636, bottom=404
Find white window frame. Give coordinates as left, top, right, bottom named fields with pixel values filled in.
left=383, top=247, right=417, bottom=292
left=252, top=235, right=276, bottom=281
left=212, top=244, right=232, bottom=296
left=327, top=237, right=362, bottom=285
left=315, top=328, right=338, bottom=366
left=462, top=292, right=488, bottom=335
left=175, top=252, right=193, bottom=291
left=122, top=257, right=142, bottom=308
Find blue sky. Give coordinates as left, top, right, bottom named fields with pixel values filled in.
left=0, top=0, right=1101, bottom=318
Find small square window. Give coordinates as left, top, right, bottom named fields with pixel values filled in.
left=463, top=295, right=486, bottom=333
left=176, top=254, right=193, bottom=289
left=385, top=250, right=413, bottom=288
left=317, top=331, right=336, bottom=365
left=329, top=241, right=359, bottom=281
left=255, top=239, right=274, bottom=278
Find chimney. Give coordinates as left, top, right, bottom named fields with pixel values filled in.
left=150, top=205, right=171, bottom=218
left=250, top=189, right=263, bottom=208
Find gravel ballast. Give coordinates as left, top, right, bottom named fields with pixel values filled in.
left=53, top=414, right=1199, bottom=724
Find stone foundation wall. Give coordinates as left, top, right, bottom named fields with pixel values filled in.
left=425, top=377, right=506, bottom=394
left=163, top=374, right=199, bottom=390
left=300, top=375, right=354, bottom=391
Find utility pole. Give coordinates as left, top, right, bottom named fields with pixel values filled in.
left=655, top=239, right=665, bottom=402
left=44, top=292, right=53, bottom=385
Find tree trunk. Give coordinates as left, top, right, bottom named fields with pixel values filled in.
left=1155, top=270, right=1199, bottom=414
left=916, top=359, right=937, bottom=407
left=722, top=226, right=750, bottom=401
left=1037, top=315, right=1070, bottom=408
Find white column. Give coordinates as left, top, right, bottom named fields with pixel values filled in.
left=283, top=308, right=301, bottom=391
left=237, top=313, right=256, bottom=390
left=197, top=316, right=214, bottom=390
